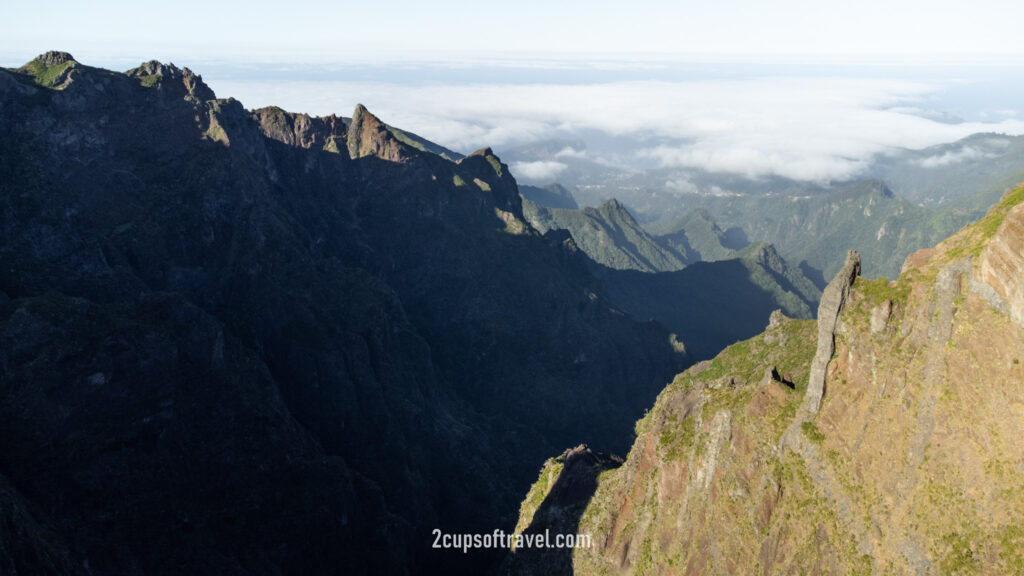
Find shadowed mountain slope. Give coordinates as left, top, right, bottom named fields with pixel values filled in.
left=0, top=52, right=687, bottom=575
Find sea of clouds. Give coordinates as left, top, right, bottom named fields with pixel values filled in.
left=208, top=59, right=1024, bottom=183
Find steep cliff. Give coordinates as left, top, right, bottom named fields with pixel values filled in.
left=513, top=187, right=1024, bottom=575
left=975, top=200, right=1024, bottom=327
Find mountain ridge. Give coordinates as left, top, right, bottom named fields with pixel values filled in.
left=510, top=185, right=1024, bottom=575
left=0, top=52, right=686, bottom=575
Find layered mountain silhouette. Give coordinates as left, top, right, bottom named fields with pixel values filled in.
left=523, top=197, right=693, bottom=272
left=0, top=52, right=693, bottom=575
left=522, top=196, right=822, bottom=358
left=504, top=136, right=1019, bottom=283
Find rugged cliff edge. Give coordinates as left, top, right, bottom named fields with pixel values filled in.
left=513, top=187, right=1024, bottom=575
left=975, top=201, right=1024, bottom=327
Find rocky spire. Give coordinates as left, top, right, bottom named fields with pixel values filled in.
left=803, top=250, right=861, bottom=414
left=346, top=103, right=412, bottom=161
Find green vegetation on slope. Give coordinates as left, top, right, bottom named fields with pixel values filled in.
left=519, top=183, right=579, bottom=210
left=656, top=208, right=742, bottom=263
left=386, top=123, right=465, bottom=161
left=19, top=55, right=75, bottom=89
left=653, top=180, right=968, bottom=281
left=523, top=196, right=691, bottom=272
left=546, top=187, right=1024, bottom=575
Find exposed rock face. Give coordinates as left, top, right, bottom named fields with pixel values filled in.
left=870, top=299, right=892, bottom=334
left=125, top=60, right=215, bottom=101
left=346, top=103, right=413, bottom=161
left=253, top=106, right=347, bottom=153
left=458, top=146, right=523, bottom=214
left=804, top=250, right=860, bottom=414
left=531, top=188, right=1024, bottom=575
left=976, top=202, right=1024, bottom=327
left=37, top=50, right=75, bottom=66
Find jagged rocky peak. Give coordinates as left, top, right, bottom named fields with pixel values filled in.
left=463, top=146, right=504, bottom=173
left=743, top=241, right=783, bottom=266
left=457, top=146, right=524, bottom=214
left=203, top=97, right=267, bottom=155
left=595, top=198, right=629, bottom=216
left=346, top=103, right=412, bottom=161
left=469, top=146, right=495, bottom=157
left=253, top=106, right=347, bottom=153
left=34, top=51, right=76, bottom=66
left=125, top=59, right=215, bottom=101
left=16, top=51, right=80, bottom=89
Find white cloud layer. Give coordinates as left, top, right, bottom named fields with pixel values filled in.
left=510, top=161, right=568, bottom=181
left=917, top=146, right=995, bottom=168
left=554, top=146, right=586, bottom=159
left=212, top=75, right=1024, bottom=182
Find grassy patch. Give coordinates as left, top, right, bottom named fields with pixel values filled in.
left=205, top=124, right=227, bottom=143
left=999, top=525, right=1024, bottom=574
left=801, top=421, right=825, bottom=445
left=694, top=318, right=816, bottom=391
left=139, top=74, right=161, bottom=87
left=514, top=456, right=565, bottom=538
left=658, top=413, right=697, bottom=461
left=940, top=530, right=979, bottom=575
left=486, top=155, right=503, bottom=175
left=854, top=276, right=910, bottom=307
left=23, top=60, right=72, bottom=88
left=943, top=185, right=1024, bottom=261
left=978, top=186, right=1024, bottom=240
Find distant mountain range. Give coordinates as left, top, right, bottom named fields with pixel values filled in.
left=502, top=130, right=1024, bottom=282
left=5, top=51, right=1021, bottom=576
left=521, top=196, right=822, bottom=358
left=523, top=197, right=692, bottom=272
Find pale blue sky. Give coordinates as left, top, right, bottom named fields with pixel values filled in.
left=4, top=0, right=1024, bottom=66
left=5, top=1, right=1024, bottom=183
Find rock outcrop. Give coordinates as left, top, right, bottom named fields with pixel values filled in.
left=803, top=250, right=860, bottom=414
left=125, top=59, right=215, bottom=101
left=870, top=299, right=892, bottom=333
left=253, top=106, right=347, bottom=153
left=346, top=103, right=414, bottom=161
left=975, top=201, right=1024, bottom=327
left=501, top=446, right=622, bottom=575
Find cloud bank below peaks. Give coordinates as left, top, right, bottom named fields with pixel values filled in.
left=214, top=75, right=1024, bottom=183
